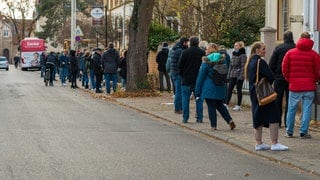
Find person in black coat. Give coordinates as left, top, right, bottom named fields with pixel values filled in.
left=269, top=30, right=296, bottom=127
left=69, top=50, right=79, bottom=89
left=92, top=48, right=103, bottom=93
left=245, top=42, right=288, bottom=151
left=156, top=42, right=171, bottom=92
left=178, top=36, right=205, bottom=123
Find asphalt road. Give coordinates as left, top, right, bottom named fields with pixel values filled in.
left=0, top=66, right=318, bottom=180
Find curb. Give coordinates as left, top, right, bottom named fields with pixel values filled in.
left=80, top=88, right=320, bottom=176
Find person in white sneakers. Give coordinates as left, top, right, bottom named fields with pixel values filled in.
left=244, top=42, right=288, bottom=151
left=225, top=41, right=247, bottom=111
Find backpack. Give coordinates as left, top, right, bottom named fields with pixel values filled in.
left=209, top=64, right=228, bottom=86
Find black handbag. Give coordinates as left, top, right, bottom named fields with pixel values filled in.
left=255, top=59, right=277, bottom=106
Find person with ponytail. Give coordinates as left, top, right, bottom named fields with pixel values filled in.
left=244, top=42, right=288, bottom=151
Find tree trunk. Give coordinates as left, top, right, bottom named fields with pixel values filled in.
left=126, top=0, right=155, bottom=92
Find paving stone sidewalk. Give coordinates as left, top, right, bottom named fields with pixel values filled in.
left=112, top=92, right=320, bottom=176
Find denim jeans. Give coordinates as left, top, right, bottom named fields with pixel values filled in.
left=60, top=67, right=68, bottom=84
left=82, top=72, right=89, bottom=87
left=121, top=78, right=126, bottom=88
left=171, top=73, right=182, bottom=111
left=181, top=85, right=203, bottom=122
left=286, top=91, right=314, bottom=134
left=90, top=69, right=96, bottom=89
left=104, top=73, right=118, bottom=93
left=40, top=65, right=45, bottom=77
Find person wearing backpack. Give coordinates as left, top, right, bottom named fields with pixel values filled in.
left=195, top=43, right=236, bottom=130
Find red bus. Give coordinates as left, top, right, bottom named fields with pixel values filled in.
left=20, top=38, right=46, bottom=70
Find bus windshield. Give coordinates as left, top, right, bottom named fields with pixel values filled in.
left=20, top=38, right=46, bottom=70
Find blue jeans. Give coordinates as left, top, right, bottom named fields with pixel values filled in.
left=104, top=73, right=118, bottom=93
left=172, top=73, right=182, bottom=111
left=122, top=78, right=126, bottom=88
left=82, top=72, right=89, bottom=87
left=90, top=69, right=96, bottom=89
left=40, top=65, right=45, bottom=77
left=60, top=67, right=68, bottom=84
left=286, top=91, right=314, bottom=134
left=181, top=85, right=203, bottom=122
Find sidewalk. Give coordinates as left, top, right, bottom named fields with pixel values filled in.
left=105, top=92, right=320, bottom=176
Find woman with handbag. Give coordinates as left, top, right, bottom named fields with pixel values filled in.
left=244, top=42, right=288, bottom=151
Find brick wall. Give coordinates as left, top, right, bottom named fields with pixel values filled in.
left=147, top=50, right=159, bottom=89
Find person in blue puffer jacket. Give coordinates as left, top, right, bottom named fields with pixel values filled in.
left=195, top=43, right=236, bottom=130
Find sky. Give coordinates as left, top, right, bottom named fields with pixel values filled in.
left=0, top=0, right=35, bottom=19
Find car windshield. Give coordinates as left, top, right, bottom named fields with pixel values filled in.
left=0, top=58, right=6, bottom=61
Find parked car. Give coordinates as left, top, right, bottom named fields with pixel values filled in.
left=0, top=56, right=9, bottom=71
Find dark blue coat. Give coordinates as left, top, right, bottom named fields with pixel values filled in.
left=248, top=55, right=280, bottom=128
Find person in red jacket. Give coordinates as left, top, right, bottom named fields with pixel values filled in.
left=282, top=32, right=320, bottom=139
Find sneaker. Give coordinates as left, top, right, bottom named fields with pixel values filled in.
left=285, top=133, right=293, bottom=138
left=232, top=105, right=241, bottom=111
left=229, top=121, right=236, bottom=130
left=271, top=143, right=289, bottom=151
left=300, top=133, right=312, bottom=139
left=255, top=143, right=270, bottom=151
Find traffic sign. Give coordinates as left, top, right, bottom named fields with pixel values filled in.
left=75, top=25, right=84, bottom=36
left=75, top=36, right=81, bottom=42
left=91, top=8, right=104, bottom=19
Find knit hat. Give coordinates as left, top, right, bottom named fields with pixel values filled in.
left=163, top=42, right=168, bottom=47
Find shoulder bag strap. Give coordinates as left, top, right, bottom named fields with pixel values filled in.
left=256, top=59, right=260, bottom=84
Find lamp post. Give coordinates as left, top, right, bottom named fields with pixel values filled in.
left=96, top=31, right=99, bottom=48
left=122, top=0, right=126, bottom=49
left=105, top=3, right=108, bottom=47
left=71, top=0, right=76, bottom=50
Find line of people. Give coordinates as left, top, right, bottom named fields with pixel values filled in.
left=41, top=43, right=127, bottom=94
left=159, top=34, right=320, bottom=151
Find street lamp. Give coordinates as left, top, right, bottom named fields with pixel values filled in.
left=96, top=31, right=99, bottom=48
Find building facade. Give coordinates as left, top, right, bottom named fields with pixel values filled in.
left=266, top=0, right=319, bottom=52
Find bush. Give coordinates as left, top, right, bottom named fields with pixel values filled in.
left=148, top=21, right=180, bottom=51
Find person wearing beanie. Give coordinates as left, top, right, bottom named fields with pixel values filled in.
left=269, top=30, right=295, bottom=128
left=156, top=42, right=171, bottom=92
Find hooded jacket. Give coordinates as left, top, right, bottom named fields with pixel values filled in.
left=282, top=38, right=320, bottom=92
left=102, top=48, right=120, bottom=74
left=269, top=33, right=295, bottom=80
left=228, top=47, right=247, bottom=80
left=156, top=47, right=169, bottom=72
left=195, top=53, right=227, bottom=100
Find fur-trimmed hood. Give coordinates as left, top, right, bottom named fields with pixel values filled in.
left=202, top=52, right=226, bottom=66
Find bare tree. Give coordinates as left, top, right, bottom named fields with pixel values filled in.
left=126, top=0, right=155, bottom=91
left=3, top=0, right=40, bottom=43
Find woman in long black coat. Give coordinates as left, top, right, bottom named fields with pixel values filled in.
left=69, top=50, right=79, bottom=89
left=245, top=42, right=288, bottom=151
